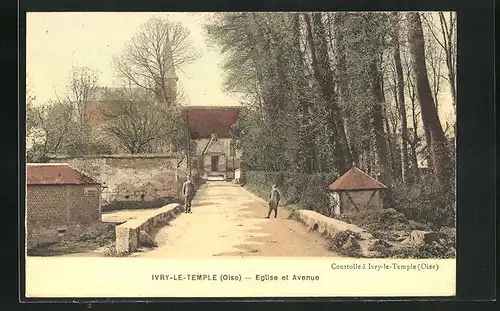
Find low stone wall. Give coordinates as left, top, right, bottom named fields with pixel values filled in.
left=115, top=203, right=184, bottom=254
left=295, top=209, right=382, bottom=257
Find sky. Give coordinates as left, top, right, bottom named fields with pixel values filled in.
left=26, top=12, right=240, bottom=107
left=26, top=12, right=455, bottom=125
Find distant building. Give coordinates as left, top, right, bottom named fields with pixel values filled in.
left=84, top=52, right=179, bottom=152
left=183, top=106, right=241, bottom=180
left=327, top=164, right=388, bottom=217
left=26, top=163, right=102, bottom=249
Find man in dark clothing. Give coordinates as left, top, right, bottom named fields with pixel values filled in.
left=182, top=175, right=195, bottom=213
left=267, top=184, right=281, bottom=218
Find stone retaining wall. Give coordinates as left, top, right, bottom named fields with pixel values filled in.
left=295, top=209, right=381, bottom=257
left=115, top=203, right=184, bottom=254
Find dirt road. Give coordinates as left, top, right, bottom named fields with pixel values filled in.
left=134, top=181, right=340, bottom=258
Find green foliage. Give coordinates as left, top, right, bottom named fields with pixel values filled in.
left=388, top=176, right=455, bottom=228
left=26, top=99, right=117, bottom=162
left=339, top=208, right=431, bottom=242
left=340, top=208, right=411, bottom=233
left=390, top=239, right=456, bottom=259
left=26, top=101, right=75, bottom=162
left=245, top=171, right=338, bottom=216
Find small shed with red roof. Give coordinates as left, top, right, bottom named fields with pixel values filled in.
left=327, top=164, right=387, bottom=216
left=26, top=163, right=102, bottom=248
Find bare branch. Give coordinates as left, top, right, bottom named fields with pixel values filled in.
left=114, top=16, right=199, bottom=107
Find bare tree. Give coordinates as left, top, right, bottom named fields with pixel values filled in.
left=113, top=16, right=200, bottom=107
left=421, top=12, right=457, bottom=112
left=100, top=87, right=176, bottom=154
left=403, top=55, right=422, bottom=179
left=66, top=66, right=99, bottom=127
left=391, top=12, right=411, bottom=183
left=26, top=88, right=37, bottom=137
left=26, top=100, right=75, bottom=162
left=407, top=12, right=453, bottom=187
left=421, top=14, right=446, bottom=116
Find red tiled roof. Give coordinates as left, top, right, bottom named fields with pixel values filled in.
left=26, top=163, right=100, bottom=185
left=184, top=106, right=240, bottom=139
left=328, top=166, right=387, bottom=191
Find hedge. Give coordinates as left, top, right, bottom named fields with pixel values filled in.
left=244, top=171, right=339, bottom=216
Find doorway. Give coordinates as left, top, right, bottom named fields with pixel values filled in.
left=211, top=156, right=219, bottom=171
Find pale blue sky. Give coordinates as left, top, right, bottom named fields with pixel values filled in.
left=26, top=12, right=241, bottom=107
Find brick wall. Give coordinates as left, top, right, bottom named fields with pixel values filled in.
left=26, top=185, right=101, bottom=248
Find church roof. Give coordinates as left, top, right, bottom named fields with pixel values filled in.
left=328, top=166, right=387, bottom=191
left=183, top=106, right=240, bottom=139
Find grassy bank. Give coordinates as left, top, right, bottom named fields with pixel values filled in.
left=27, top=224, right=117, bottom=256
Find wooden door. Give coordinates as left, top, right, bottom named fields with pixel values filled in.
left=211, top=156, right=219, bottom=171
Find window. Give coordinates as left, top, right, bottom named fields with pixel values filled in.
left=212, top=133, right=219, bottom=142
left=84, top=187, right=98, bottom=197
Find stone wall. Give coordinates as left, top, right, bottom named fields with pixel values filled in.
left=26, top=184, right=101, bottom=248
left=295, top=209, right=382, bottom=258
left=49, top=154, right=188, bottom=208
left=115, top=203, right=184, bottom=253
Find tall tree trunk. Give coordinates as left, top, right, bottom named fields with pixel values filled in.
left=409, top=97, right=421, bottom=179
left=304, top=13, right=352, bottom=173
left=334, top=13, right=358, bottom=166
left=391, top=13, right=411, bottom=183
left=380, top=77, right=395, bottom=179
left=407, top=13, right=453, bottom=187
left=383, top=103, right=395, bottom=178
left=290, top=13, right=315, bottom=174
left=405, top=63, right=421, bottom=179
left=368, top=59, right=391, bottom=184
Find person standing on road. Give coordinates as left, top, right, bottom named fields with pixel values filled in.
left=182, top=175, right=195, bottom=213
left=267, top=184, right=281, bottom=219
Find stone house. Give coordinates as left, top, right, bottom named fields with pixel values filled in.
left=327, top=164, right=387, bottom=217
left=26, top=163, right=102, bottom=249
left=184, top=106, right=241, bottom=180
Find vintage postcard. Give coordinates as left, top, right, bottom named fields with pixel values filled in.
left=24, top=11, right=456, bottom=298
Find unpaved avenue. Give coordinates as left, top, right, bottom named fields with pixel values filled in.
left=133, top=182, right=340, bottom=258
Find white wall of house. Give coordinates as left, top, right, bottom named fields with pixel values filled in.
left=195, top=137, right=231, bottom=155
left=194, top=137, right=241, bottom=179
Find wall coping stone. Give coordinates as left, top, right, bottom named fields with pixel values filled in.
left=115, top=203, right=183, bottom=254
left=296, top=209, right=381, bottom=258
left=48, top=153, right=180, bottom=160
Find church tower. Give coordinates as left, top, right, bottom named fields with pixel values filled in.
left=165, top=53, right=179, bottom=107
left=164, top=39, right=178, bottom=107
left=154, top=37, right=178, bottom=107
